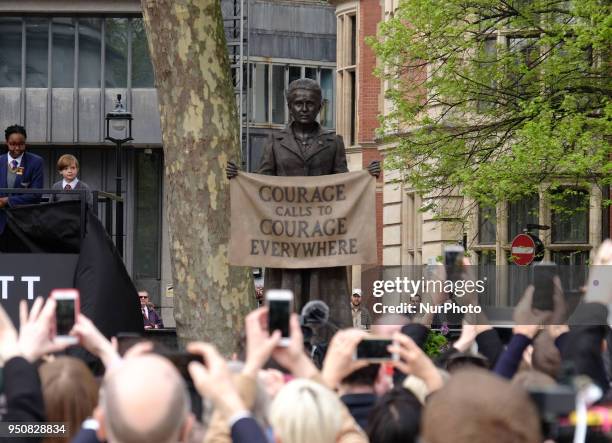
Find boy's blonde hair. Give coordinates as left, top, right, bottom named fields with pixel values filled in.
left=57, top=154, right=79, bottom=172
left=269, top=379, right=343, bottom=443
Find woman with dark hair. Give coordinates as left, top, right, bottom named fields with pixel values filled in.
left=366, top=387, right=422, bottom=443
left=39, top=357, right=99, bottom=443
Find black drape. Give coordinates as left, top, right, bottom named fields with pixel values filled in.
left=4, top=201, right=144, bottom=337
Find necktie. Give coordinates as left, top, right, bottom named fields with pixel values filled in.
left=64, top=184, right=72, bottom=190
left=10, top=160, right=18, bottom=170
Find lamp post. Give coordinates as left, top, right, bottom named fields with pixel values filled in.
left=105, top=94, right=133, bottom=257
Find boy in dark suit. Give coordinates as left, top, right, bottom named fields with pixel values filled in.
left=0, top=124, right=44, bottom=250
left=50, top=154, right=93, bottom=207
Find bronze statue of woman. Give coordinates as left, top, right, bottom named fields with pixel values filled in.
left=227, top=78, right=380, bottom=327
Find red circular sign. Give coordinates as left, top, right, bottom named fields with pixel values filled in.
left=510, top=234, right=536, bottom=266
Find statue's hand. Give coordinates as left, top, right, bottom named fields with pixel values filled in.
left=367, top=160, right=381, bottom=178
left=226, top=161, right=239, bottom=179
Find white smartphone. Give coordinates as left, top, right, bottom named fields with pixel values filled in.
left=353, top=336, right=398, bottom=363
left=51, top=289, right=80, bottom=345
left=585, top=265, right=612, bottom=305
left=266, top=289, right=293, bottom=347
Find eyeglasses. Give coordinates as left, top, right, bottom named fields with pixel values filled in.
left=139, top=296, right=148, bottom=299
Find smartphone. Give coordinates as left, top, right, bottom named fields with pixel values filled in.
left=51, top=289, right=80, bottom=345
left=531, top=262, right=558, bottom=311
left=266, top=289, right=293, bottom=347
left=158, top=351, right=205, bottom=380
left=116, top=333, right=145, bottom=356
left=354, top=337, right=396, bottom=362
left=585, top=265, right=612, bottom=305
left=444, top=244, right=464, bottom=283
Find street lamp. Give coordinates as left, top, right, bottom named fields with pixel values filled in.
left=105, top=94, right=133, bottom=257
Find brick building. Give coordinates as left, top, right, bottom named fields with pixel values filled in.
left=330, top=0, right=610, bottom=304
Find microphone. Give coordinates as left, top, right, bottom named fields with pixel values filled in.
left=301, top=300, right=330, bottom=327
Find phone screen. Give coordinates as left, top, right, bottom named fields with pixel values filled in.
left=531, top=264, right=557, bottom=311
left=444, top=246, right=464, bottom=282
left=356, top=339, right=393, bottom=361
left=268, top=299, right=290, bottom=338
left=56, top=299, right=75, bottom=335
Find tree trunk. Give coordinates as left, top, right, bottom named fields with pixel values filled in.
left=141, top=0, right=254, bottom=351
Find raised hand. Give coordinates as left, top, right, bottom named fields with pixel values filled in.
left=389, top=332, right=443, bottom=392
left=18, top=298, right=70, bottom=362
left=367, top=160, right=381, bottom=178
left=187, top=342, right=246, bottom=417
left=321, top=328, right=369, bottom=389
left=242, top=307, right=281, bottom=378
left=272, top=313, right=319, bottom=379
left=70, top=313, right=121, bottom=370
left=226, top=161, right=239, bottom=179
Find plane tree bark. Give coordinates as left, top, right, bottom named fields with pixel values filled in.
left=141, top=0, right=254, bottom=351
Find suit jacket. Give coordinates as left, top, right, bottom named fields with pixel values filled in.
left=142, top=305, right=164, bottom=328
left=230, top=418, right=268, bottom=443
left=256, top=123, right=348, bottom=177
left=256, top=123, right=352, bottom=328
left=0, top=151, right=44, bottom=234
left=3, top=356, right=46, bottom=443
left=50, top=179, right=93, bottom=207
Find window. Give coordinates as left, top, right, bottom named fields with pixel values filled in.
left=26, top=18, right=48, bottom=88
left=508, top=195, right=539, bottom=241
left=320, top=68, right=334, bottom=128
left=52, top=18, right=75, bottom=88
left=551, top=189, right=589, bottom=244
left=0, top=18, right=22, bottom=87
left=0, top=16, right=154, bottom=90
left=271, top=65, right=285, bottom=124
left=252, top=63, right=269, bottom=123
left=477, top=250, right=496, bottom=305
left=349, top=15, right=357, bottom=66
left=248, top=62, right=336, bottom=128
left=289, top=66, right=301, bottom=84
left=478, top=205, right=496, bottom=245
left=105, top=18, right=128, bottom=88
left=507, top=37, right=539, bottom=96
left=305, top=67, right=317, bottom=80
left=476, top=38, right=497, bottom=113
left=552, top=250, right=589, bottom=292
left=134, top=150, right=163, bottom=279
left=337, top=12, right=358, bottom=146
left=131, top=18, right=155, bottom=88
left=78, top=18, right=102, bottom=88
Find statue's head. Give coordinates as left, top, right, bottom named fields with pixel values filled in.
left=286, top=78, right=323, bottom=125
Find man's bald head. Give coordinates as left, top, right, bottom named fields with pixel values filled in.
left=99, top=355, right=191, bottom=443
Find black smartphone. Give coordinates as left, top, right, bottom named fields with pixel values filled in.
left=158, top=351, right=205, bottom=380
left=266, top=290, right=293, bottom=346
left=444, top=245, right=464, bottom=283
left=116, top=333, right=146, bottom=356
left=531, top=262, right=558, bottom=311
left=354, top=338, right=395, bottom=362
left=51, top=289, right=80, bottom=345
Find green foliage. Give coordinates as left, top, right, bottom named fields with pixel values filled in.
left=369, top=0, right=611, bottom=215
left=425, top=329, right=449, bottom=357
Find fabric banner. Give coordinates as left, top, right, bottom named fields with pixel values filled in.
left=230, top=171, right=377, bottom=268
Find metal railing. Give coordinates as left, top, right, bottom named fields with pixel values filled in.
left=91, top=190, right=124, bottom=254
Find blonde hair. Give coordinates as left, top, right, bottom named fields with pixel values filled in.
left=56, top=154, right=79, bottom=172
left=269, top=379, right=343, bottom=443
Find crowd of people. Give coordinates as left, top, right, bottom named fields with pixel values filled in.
left=1, top=245, right=612, bottom=443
